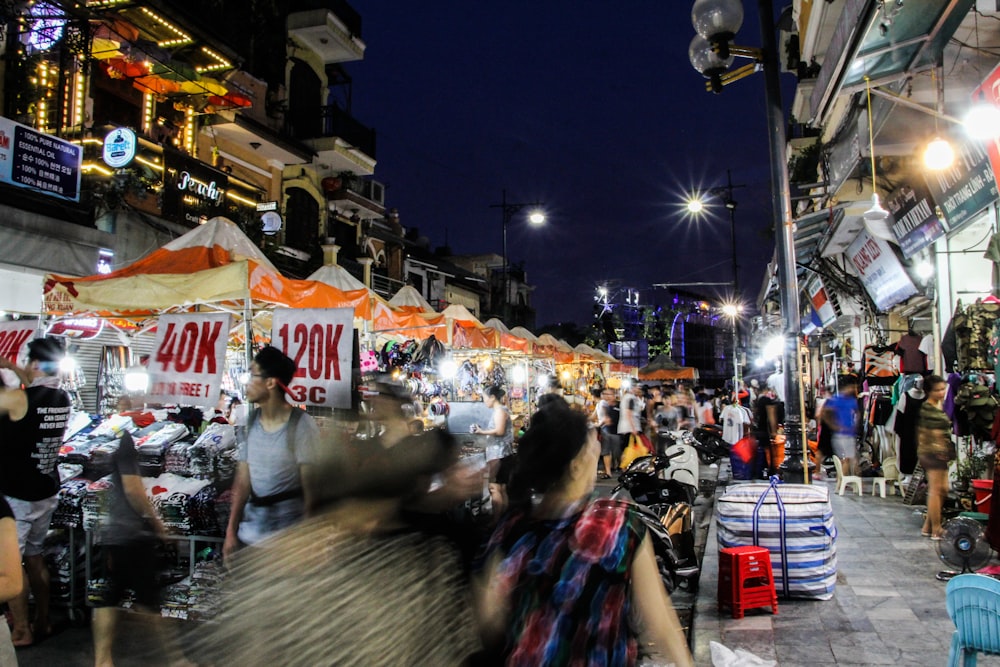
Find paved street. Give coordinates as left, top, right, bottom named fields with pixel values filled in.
left=692, top=467, right=1000, bottom=666
left=11, top=465, right=1000, bottom=666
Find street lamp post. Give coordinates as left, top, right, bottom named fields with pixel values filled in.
left=690, top=0, right=808, bottom=481
left=489, top=190, right=545, bottom=320
left=721, top=303, right=741, bottom=399
left=686, top=169, right=743, bottom=296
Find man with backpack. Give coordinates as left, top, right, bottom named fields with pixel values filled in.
left=224, top=346, right=320, bottom=562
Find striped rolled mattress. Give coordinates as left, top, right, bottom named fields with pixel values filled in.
left=716, top=481, right=837, bottom=600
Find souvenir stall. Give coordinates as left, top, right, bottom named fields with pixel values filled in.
left=637, top=354, right=700, bottom=385
left=40, top=217, right=371, bottom=623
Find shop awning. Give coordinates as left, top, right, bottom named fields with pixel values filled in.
left=810, top=0, right=975, bottom=125
left=43, top=217, right=373, bottom=319
left=759, top=205, right=846, bottom=304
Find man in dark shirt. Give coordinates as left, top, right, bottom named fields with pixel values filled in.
left=91, top=430, right=186, bottom=667
left=754, top=386, right=784, bottom=477
left=0, top=336, right=72, bottom=647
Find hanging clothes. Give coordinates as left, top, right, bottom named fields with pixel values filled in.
left=863, top=345, right=899, bottom=386
left=955, top=301, right=1000, bottom=371
left=894, top=334, right=928, bottom=374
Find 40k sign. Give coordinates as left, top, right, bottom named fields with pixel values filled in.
left=148, top=313, right=231, bottom=408
left=270, top=308, right=352, bottom=409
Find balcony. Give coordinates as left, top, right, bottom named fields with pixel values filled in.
left=290, top=104, right=376, bottom=175
left=287, top=4, right=365, bottom=66
left=324, top=175, right=385, bottom=220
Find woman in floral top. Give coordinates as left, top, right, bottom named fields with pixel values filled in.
left=475, top=402, right=692, bottom=667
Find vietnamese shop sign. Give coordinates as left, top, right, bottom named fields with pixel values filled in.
left=924, top=139, right=997, bottom=232
left=270, top=308, right=353, bottom=409
left=0, top=116, right=81, bottom=201
left=148, top=313, right=232, bottom=407
left=847, top=230, right=918, bottom=312
left=885, top=182, right=946, bottom=259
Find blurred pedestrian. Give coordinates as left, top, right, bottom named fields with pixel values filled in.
left=918, top=375, right=954, bottom=540
left=196, top=381, right=481, bottom=666
left=475, top=402, right=692, bottom=667
left=471, top=385, right=514, bottom=505
left=595, top=387, right=621, bottom=478
left=91, top=431, right=192, bottom=667
left=0, top=497, right=23, bottom=666
left=0, top=337, right=73, bottom=647
left=821, top=377, right=859, bottom=477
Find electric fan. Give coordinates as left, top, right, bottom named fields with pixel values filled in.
left=935, top=516, right=993, bottom=581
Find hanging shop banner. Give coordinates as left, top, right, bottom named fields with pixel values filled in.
left=847, top=230, right=918, bottom=312
left=147, top=313, right=231, bottom=407
left=806, top=278, right=837, bottom=326
left=923, top=139, right=997, bottom=232
left=270, top=307, right=353, bottom=409
left=0, top=320, right=41, bottom=366
left=0, top=116, right=81, bottom=202
left=46, top=317, right=105, bottom=339
left=885, top=182, right=946, bottom=258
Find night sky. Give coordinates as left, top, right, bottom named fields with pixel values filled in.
left=352, top=1, right=785, bottom=326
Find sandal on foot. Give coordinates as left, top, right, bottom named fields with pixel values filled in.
left=921, top=530, right=932, bottom=537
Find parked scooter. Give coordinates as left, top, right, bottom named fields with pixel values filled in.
left=611, top=449, right=698, bottom=506
left=610, top=450, right=700, bottom=593
left=691, top=423, right=731, bottom=464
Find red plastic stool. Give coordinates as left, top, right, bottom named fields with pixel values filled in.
left=718, top=545, right=779, bottom=619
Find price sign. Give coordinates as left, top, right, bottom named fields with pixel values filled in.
left=270, top=308, right=353, bottom=408
left=0, top=320, right=40, bottom=367
left=148, top=313, right=231, bottom=407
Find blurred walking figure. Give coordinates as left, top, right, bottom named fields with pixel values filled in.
left=91, top=431, right=192, bottom=667
left=475, top=402, right=693, bottom=667
left=918, top=375, right=954, bottom=540
left=821, top=377, right=859, bottom=476
left=595, top=387, right=621, bottom=478
left=196, top=380, right=481, bottom=666
left=0, top=497, right=23, bottom=666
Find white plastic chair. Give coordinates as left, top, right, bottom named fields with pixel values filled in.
left=871, top=456, right=902, bottom=498
left=832, top=455, right=862, bottom=496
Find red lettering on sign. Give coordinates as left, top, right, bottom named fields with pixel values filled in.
left=0, top=330, right=32, bottom=360
left=154, top=320, right=221, bottom=373
left=325, top=324, right=343, bottom=381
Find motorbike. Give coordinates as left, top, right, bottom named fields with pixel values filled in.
left=610, top=449, right=700, bottom=593
left=611, top=448, right=698, bottom=506
left=690, top=423, right=731, bottom=464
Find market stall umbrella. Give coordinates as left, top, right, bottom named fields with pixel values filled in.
left=637, top=354, right=699, bottom=381
left=150, top=60, right=201, bottom=83
left=179, top=76, right=227, bottom=96
left=388, top=285, right=436, bottom=313
left=43, top=217, right=374, bottom=319
left=132, top=75, right=181, bottom=95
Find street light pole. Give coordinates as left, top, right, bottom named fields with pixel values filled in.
left=489, top=190, right=544, bottom=321
left=690, top=0, right=807, bottom=481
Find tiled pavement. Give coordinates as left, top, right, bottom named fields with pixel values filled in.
left=691, top=469, right=1000, bottom=666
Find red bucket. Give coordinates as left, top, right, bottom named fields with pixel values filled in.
left=972, top=479, right=993, bottom=516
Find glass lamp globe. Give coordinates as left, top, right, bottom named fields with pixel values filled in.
left=689, top=34, right=733, bottom=75
left=692, top=0, right=744, bottom=41
left=923, top=137, right=955, bottom=171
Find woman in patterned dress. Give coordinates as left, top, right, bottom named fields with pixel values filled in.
left=475, top=401, right=693, bottom=667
